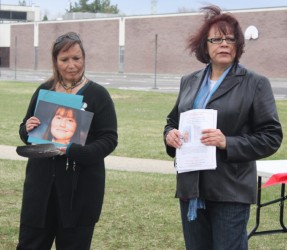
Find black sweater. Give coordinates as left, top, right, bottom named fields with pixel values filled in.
left=19, top=80, right=118, bottom=228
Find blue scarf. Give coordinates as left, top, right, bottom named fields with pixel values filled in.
left=193, top=64, right=232, bottom=109
left=187, top=64, right=233, bottom=221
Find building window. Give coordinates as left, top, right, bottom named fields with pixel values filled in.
left=0, top=10, right=27, bottom=21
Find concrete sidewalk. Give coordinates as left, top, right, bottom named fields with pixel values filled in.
left=0, top=145, right=175, bottom=174
left=1, top=145, right=283, bottom=181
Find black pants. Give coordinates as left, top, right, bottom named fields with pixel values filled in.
left=17, top=186, right=95, bottom=250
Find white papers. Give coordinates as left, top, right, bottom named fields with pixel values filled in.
left=176, top=109, right=217, bottom=173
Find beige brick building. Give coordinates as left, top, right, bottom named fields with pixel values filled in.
left=6, top=7, right=287, bottom=78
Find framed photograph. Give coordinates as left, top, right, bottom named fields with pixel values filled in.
left=28, top=99, right=93, bottom=147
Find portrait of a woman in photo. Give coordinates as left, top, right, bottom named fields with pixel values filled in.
left=43, top=106, right=81, bottom=145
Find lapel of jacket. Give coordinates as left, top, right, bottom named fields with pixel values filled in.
left=182, top=69, right=206, bottom=111
left=209, top=64, right=247, bottom=103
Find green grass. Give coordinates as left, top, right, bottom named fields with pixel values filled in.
left=1, top=160, right=287, bottom=250
left=0, top=81, right=287, bottom=160
left=0, top=80, right=287, bottom=249
left=0, top=81, right=177, bottom=161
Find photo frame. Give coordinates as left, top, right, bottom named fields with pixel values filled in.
left=28, top=90, right=93, bottom=146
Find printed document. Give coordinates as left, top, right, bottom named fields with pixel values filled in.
left=176, top=109, right=217, bottom=173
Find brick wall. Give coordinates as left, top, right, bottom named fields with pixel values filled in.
left=10, top=24, right=35, bottom=70
left=9, top=8, right=287, bottom=78
left=124, top=15, right=204, bottom=75
left=235, top=10, right=287, bottom=78
left=36, top=19, right=119, bottom=73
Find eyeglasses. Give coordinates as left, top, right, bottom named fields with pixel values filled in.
left=54, top=32, right=81, bottom=45
left=207, top=37, right=236, bottom=44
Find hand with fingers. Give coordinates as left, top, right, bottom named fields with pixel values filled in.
left=25, top=116, right=41, bottom=132
left=200, top=128, right=226, bottom=149
left=166, top=129, right=183, bottom=149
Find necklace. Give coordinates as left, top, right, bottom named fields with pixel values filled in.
left=60, top=76, right=86, bottom=93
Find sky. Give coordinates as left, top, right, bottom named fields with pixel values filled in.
left=5, top=0, right=287, bottom=19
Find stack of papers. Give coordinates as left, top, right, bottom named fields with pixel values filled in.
left=176, top=109, right=217, bottom=173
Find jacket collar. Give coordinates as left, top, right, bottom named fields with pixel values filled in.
left=184, top=63, right=247, bottom=109
left=210, top=64, right=246, bottom=102
left=192, top=63, right=246, bottom=105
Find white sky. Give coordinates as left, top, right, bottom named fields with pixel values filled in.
left=5, top=0, right=287, bottom=19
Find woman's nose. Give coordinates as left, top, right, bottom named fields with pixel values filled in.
left=67, top=63, right=74, bottom=69
left=60, top=119, right=67, bottom=127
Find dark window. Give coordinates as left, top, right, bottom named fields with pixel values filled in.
left=0, top=11, right=10, bottom=19
left=12, top=11, right=27, bottom=20
left=0, top=10, right=27, bottom=21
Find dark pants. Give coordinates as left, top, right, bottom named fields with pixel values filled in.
left=180, top=199, right=250, bottom=250
left=17, top=186, right=95, bottom=250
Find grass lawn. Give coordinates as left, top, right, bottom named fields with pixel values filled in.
left=1, top=160, right=287, bottom=250
left=0, top=80, right=287, bottom=160
left=0, top=81, right=286, bottom=249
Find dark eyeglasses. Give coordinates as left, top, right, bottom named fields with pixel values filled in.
left=207, top=37, right=236, bottom=44
left=54, top=33, right=81, bottom=45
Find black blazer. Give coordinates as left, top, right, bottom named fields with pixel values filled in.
left=164, top=64, right=283, bottom=203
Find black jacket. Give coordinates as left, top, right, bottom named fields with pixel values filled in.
left=19, top=81, right=118, bottom=228
left=164, top=64, right=283, bottom=204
